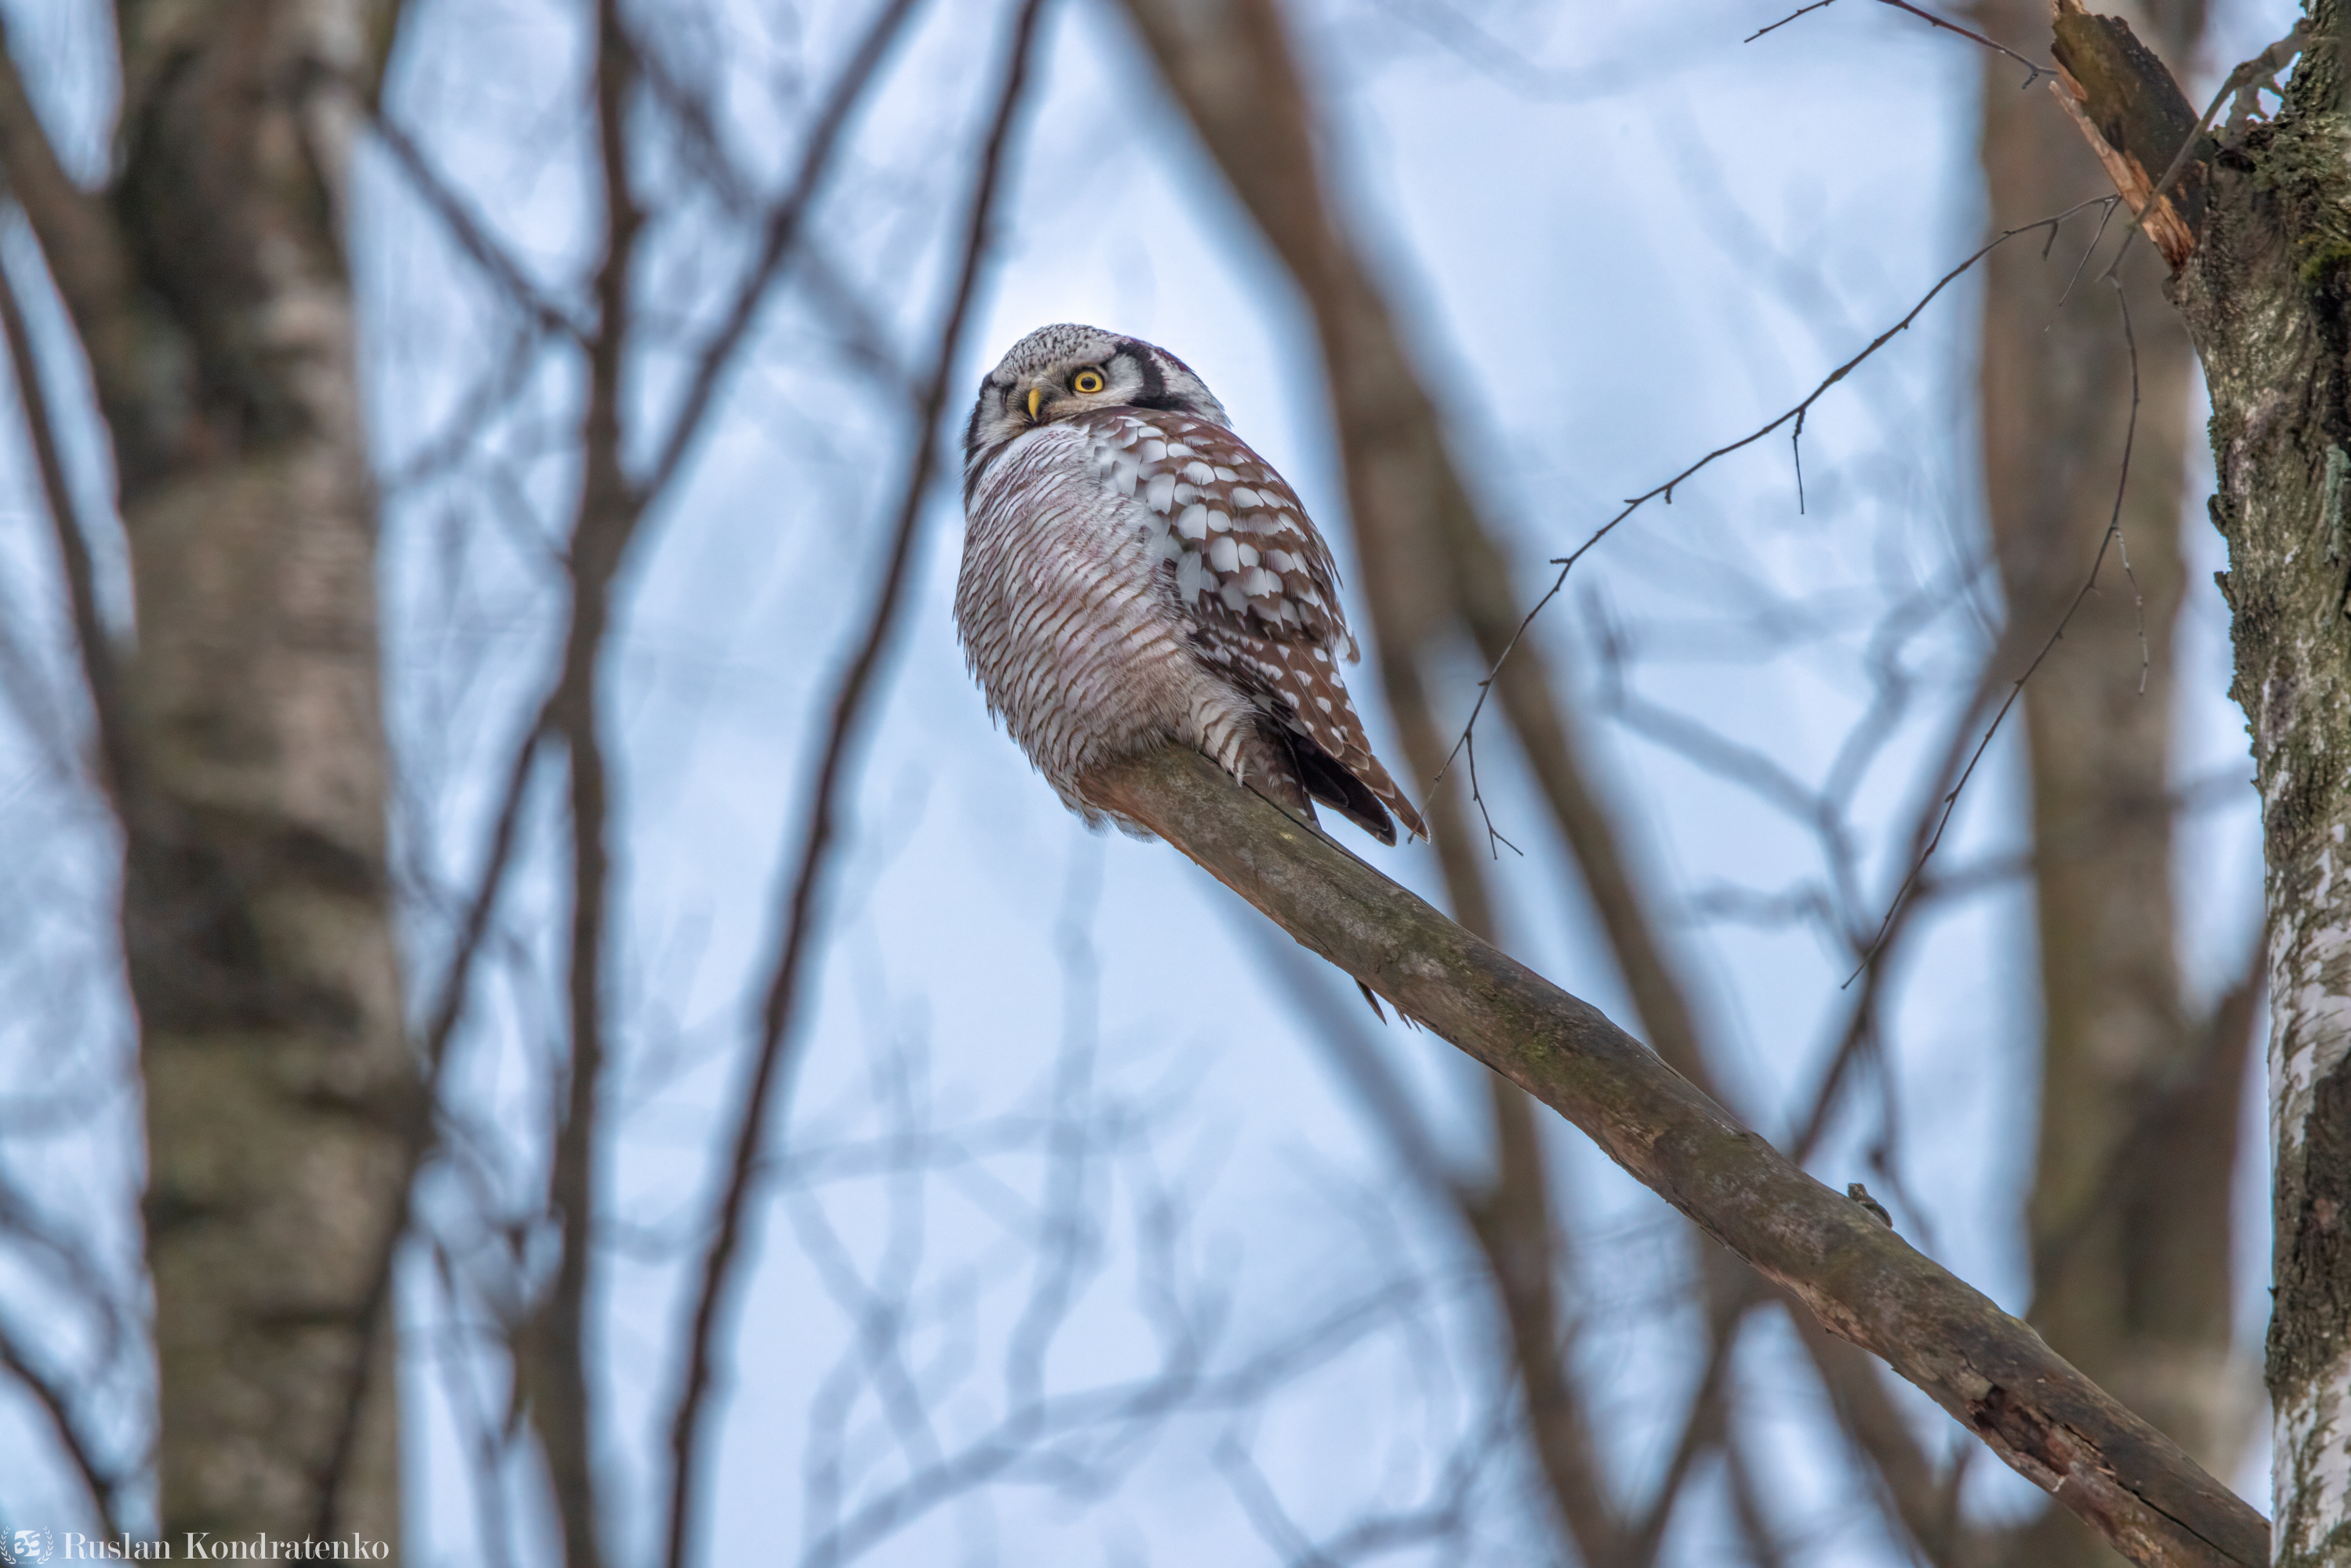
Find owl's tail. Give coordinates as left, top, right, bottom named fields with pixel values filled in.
left=1277, top=727, right=1428, bottom=847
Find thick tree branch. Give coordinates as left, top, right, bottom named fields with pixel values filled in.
left=1085, top=743, right=2268, bottom=1568
left=1116, top=13, right=1823, bottom=1549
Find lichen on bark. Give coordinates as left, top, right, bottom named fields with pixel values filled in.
left=2151, top=3, right=2351, bottom=1555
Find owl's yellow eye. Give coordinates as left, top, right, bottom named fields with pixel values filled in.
left=1072, top=368, right=1106, bottom=395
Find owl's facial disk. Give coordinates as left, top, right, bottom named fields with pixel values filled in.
left=963, top=325, right=1233, bottom=479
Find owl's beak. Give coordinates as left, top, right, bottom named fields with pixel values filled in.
left=1025, top=386, right=1044, bottom=421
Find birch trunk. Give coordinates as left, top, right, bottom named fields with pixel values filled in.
left=0, top=0, right=414, bottom=1544
left=2052, top=2, right=2351, bottom=1559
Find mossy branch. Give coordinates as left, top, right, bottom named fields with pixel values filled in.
left=1084, top=744, right=2267, bottom=1568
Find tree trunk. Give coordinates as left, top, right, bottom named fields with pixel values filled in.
left=9, top=0, right=415, bottom=1544
left=2048, top=2, right=2351, bottom=1559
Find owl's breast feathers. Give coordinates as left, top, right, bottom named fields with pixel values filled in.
left=957, top=408, right=1426, bottom=844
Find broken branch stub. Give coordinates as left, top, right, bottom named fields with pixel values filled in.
left=2048, top=0, right=2213, bottom=267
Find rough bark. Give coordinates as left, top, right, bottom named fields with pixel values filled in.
left=101, top=0, right=410, bottom=1546
left=1978, top=4, right=2250, bottom=1563
left=2182, top=31, right=2351, bottom=1566
left=1996, top=4, right=2351, bottom=1559
left=1087, top=742, right=2266, bottom=1568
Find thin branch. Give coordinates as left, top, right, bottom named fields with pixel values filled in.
left=372, top=114, right=587, bottom=340
left=1434, top=197, right=2115, bottom=796
left=427, top=1242, right=524, bottom=1568
left=314, top=719, right=550, bottom=1534
left=1873, top=0, right=2051, bottom=85
left=1725, top=1432, right=1795, bottom=1568
left=1845, top=280, right=2142, bottom=983
left=528, top=5, right=645, bottom=1563
left=1464, top=1082, right=1622, bottom=1563
left=360, top=0, right=415, bottom=114
left=1747, top=1, right=1837, bottom=44
left=2110, top=282, right=2150, bottom=691
left=1620, top=1281, right=1742, bottom=1568
left=383, top=321, right=558, bottom=492
left=1746, top=0, right=2052, bottom=87
left=1367, top=0, right=1644, bottom=103
left=0, top=218, right=128, bottom=797
left=659, top=5, right=1052, bottom=1565
left=0, top=11, right=141, bottom=468
left=0, top=1319, right=122, bottom=1541
left=1216, top=1435, right=1333, bottom=1566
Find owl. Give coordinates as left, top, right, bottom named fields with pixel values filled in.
left=957, top=322, right=1425, bottom=846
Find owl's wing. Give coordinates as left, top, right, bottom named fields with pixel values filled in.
left=1075, top=408, right=1427, bottom=843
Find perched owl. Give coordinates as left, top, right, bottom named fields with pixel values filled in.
left=957, top=322, right=1426, bottom=845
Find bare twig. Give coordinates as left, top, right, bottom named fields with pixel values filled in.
left=1747, top=1, right=1838, bottom=44
left=1747, top=0, right=2052, bottom=87
left=372, top=114, right=587, bottom=340
left=383, top=322, right=560, bottom=492
left=0, top=12, right=143, bottom=476
left=1846, top=280, right=2142, bottom=983
left=0, top=221, right=127, bottom=796
left=0, top=1319, right=122, bottom=1540
left=1434, top=197, right=2116, bottom=797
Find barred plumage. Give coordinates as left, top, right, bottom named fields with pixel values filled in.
left=957, top=323, right=1425, bottom=845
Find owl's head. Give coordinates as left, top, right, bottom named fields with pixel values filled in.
left=964, top=323, right=1231, bottom=475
